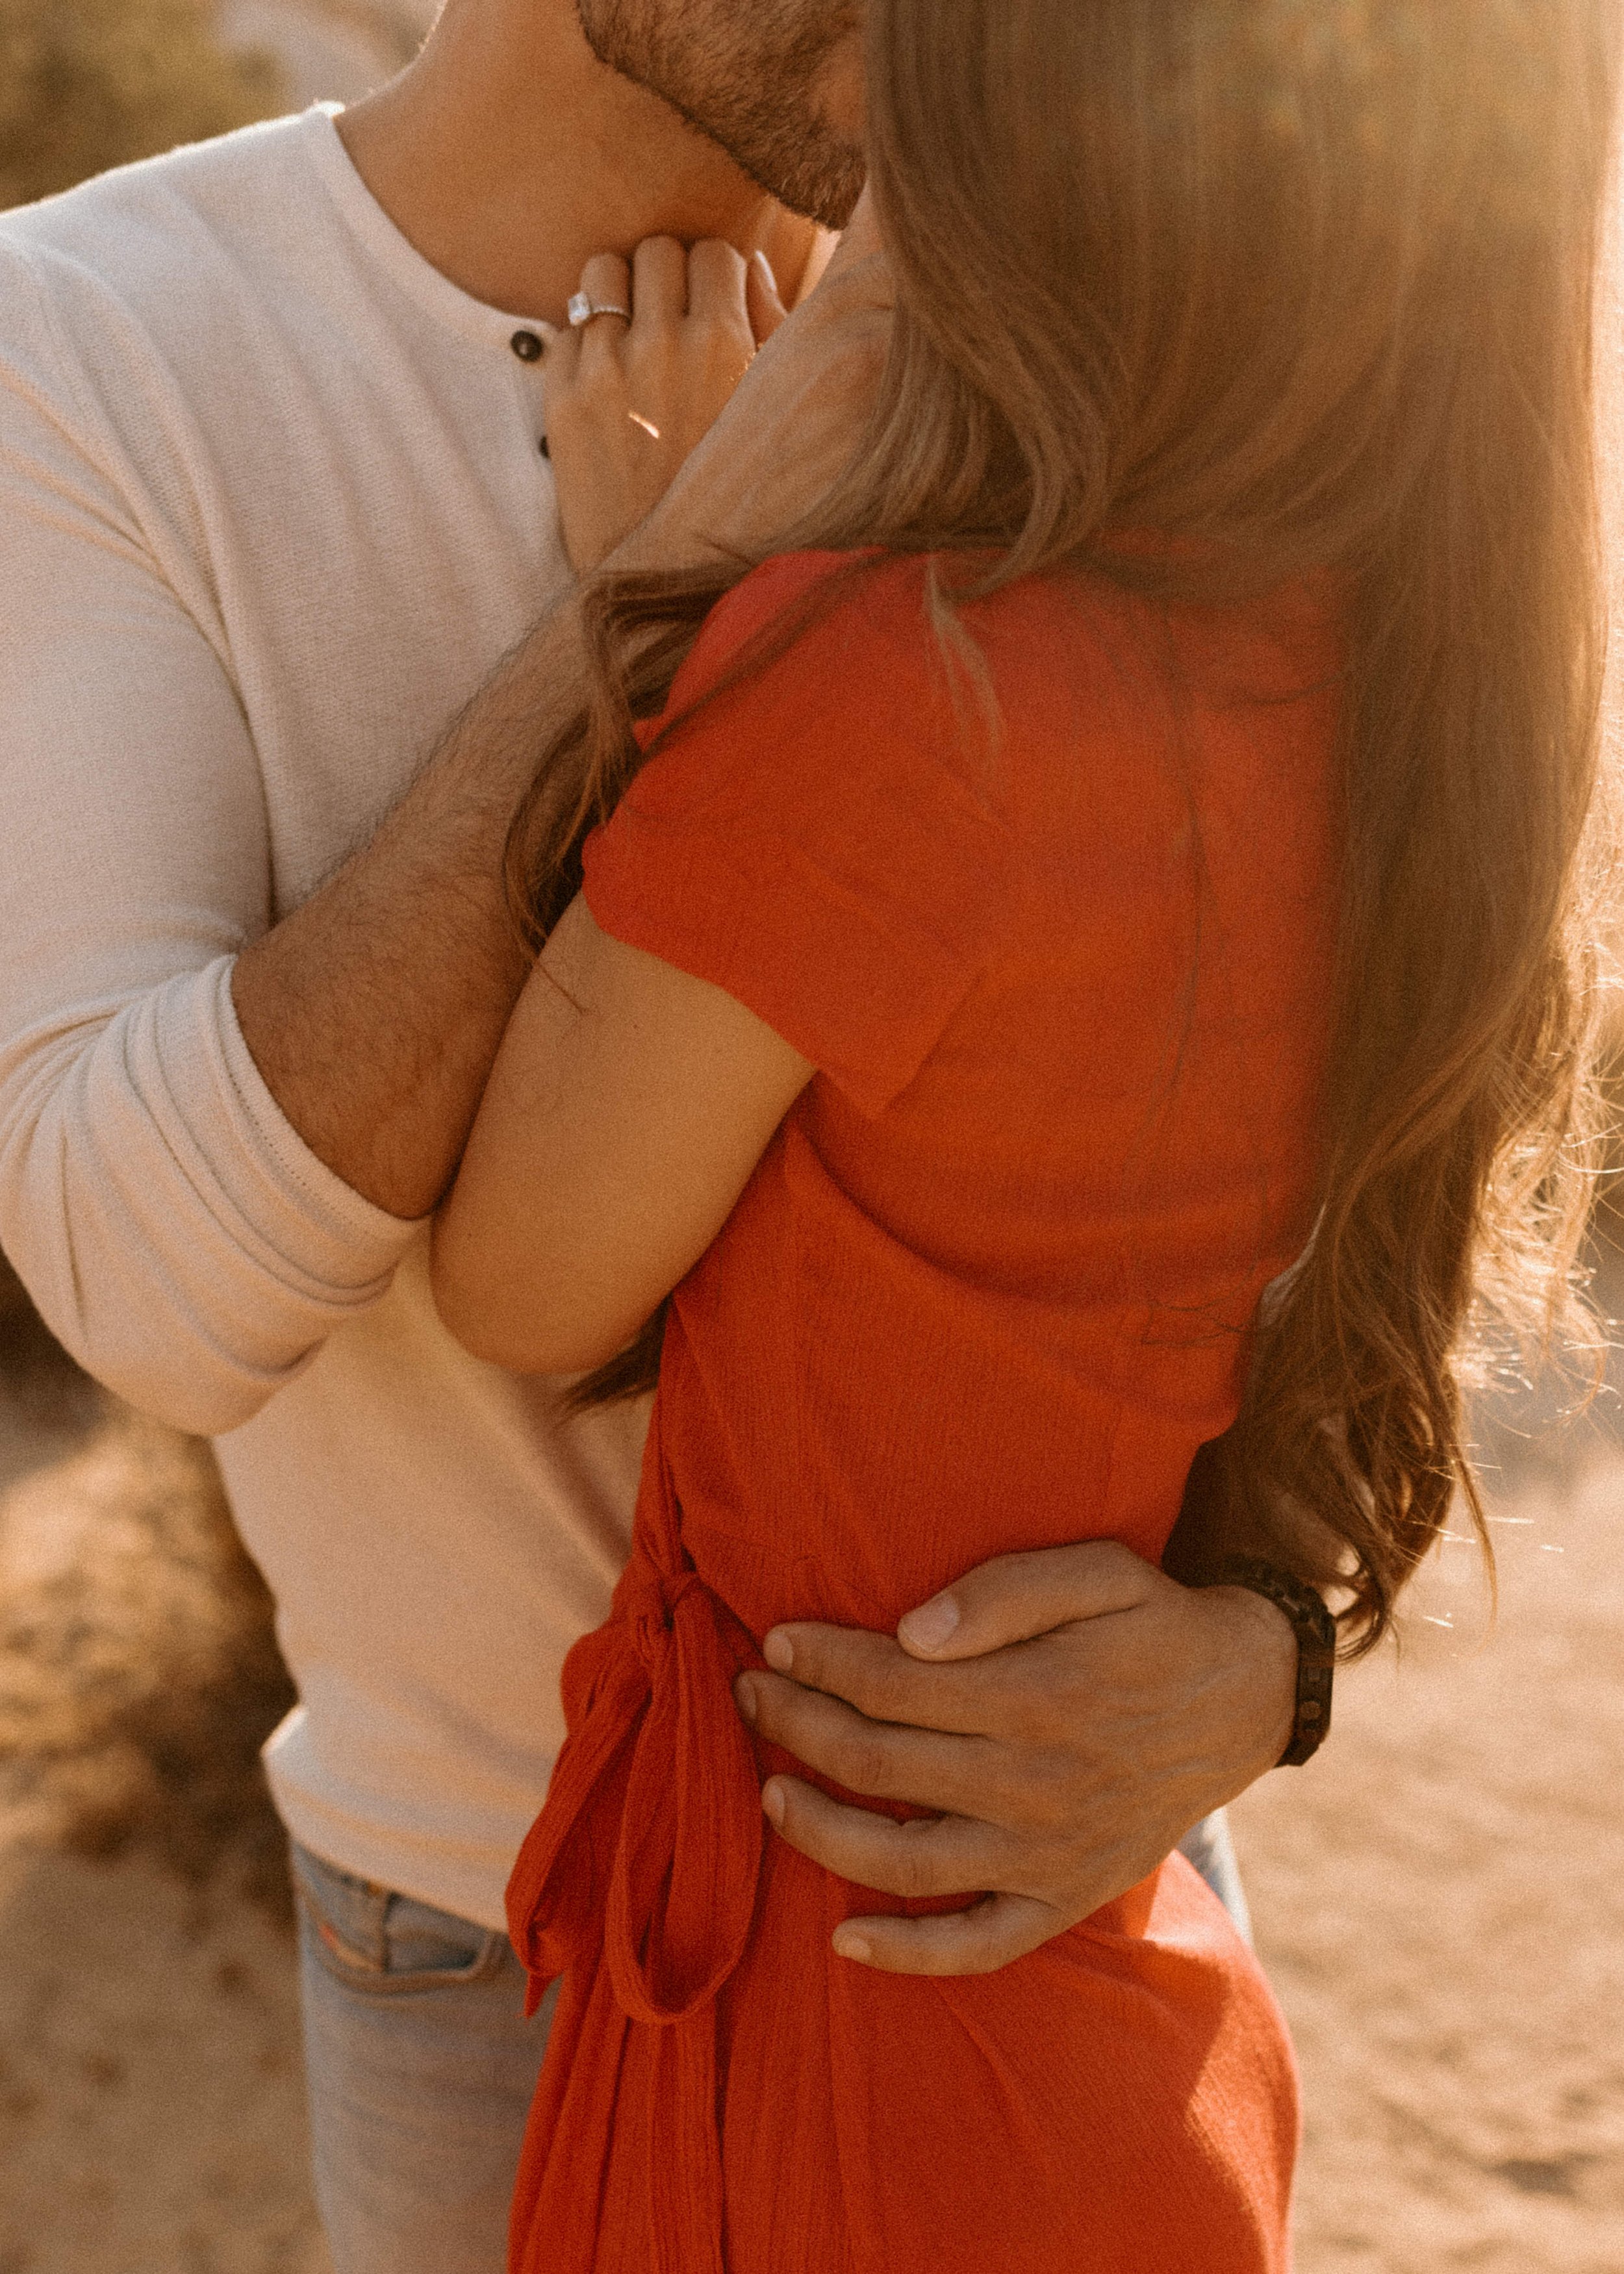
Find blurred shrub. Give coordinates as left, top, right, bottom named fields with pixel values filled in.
left=0, top=1406, right=298, bottom=1917
left=0, top=1251, right=101, bottom=1436
left=0, top=0, right=285, bottom=209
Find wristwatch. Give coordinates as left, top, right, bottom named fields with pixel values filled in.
left=1198, top=1556, right=1337, bottom=1767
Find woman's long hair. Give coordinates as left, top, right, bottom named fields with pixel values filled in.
left=510, top=0, right=1622, bottom=1649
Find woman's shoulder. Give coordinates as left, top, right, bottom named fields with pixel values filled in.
left=659, top=550, right=1110, bottom=768
left=659, top=546, right=1341, bottom=774
left=667, top=549, right=933, bottom=713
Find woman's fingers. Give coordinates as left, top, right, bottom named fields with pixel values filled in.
left=576, top=249, right=632, bottom=320
left=685, top=241, right=757, bottom=389
left=685, top=237, right=749, bottom=323
left=745, top=249, right=789, bottom=346
left=546, top=233, right=770, bottom=571
left=573, top=251, right=632, bottom=379
left=631, top=234, right=687, bottom=323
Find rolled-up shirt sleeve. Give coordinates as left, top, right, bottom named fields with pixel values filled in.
left=0, top=242, right=418, bottom=1434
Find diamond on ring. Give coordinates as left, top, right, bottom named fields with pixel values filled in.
left=567, top=292, right=631, bottom=328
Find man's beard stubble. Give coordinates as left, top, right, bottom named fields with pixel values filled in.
left=575, top=0, right=866, bottom=229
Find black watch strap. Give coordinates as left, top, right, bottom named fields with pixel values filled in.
left=1199, top=1556, right=1337, bottom=1767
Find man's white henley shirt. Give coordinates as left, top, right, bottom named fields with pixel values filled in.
left=0, top=106, right=651, bottom=1930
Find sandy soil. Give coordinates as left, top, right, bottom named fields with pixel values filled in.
left=1234, top=1455, right=1624, bottom=2270
left=0, top=1844, right=329, bottom=2274
left=1, top=1246, right=1622, bottom=2271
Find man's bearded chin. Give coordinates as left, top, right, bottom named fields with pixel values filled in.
left=575, top=0, right=867, bottom=229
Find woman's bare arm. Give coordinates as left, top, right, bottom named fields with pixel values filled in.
left=431, top=897, right=812, bottom=1371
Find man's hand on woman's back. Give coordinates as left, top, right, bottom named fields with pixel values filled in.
left=734, top=1541, right=1297, bottom=1976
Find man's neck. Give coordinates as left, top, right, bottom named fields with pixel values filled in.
left=336, top=0, right=824, bottom=326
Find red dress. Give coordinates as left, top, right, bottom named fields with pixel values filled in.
left=506, top=550, right=1340, bottom=2274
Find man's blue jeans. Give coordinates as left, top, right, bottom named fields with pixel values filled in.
left=292, top=1843, right=553, bottom=2274
left=294, top=1817, right=1248, bottom=2274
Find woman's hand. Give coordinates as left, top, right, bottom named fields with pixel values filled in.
left=545, top=236, right=788, bottom=573
left=628, top=187, right=890, bottom=570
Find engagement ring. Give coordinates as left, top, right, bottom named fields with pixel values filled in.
left=567, top=292, right=631, bottom=327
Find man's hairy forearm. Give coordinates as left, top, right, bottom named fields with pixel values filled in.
left=232, top=597, right=588, bottom=1219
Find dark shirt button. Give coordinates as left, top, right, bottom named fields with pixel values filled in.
left=511, top=329, right=544, bottom=362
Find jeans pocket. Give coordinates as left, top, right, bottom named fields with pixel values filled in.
left=292, top=1842, right=509, bottom=1997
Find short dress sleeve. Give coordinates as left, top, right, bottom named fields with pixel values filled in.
left=581, top=551, right=1014, bottom=1118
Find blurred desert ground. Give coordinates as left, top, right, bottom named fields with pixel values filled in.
left=4, top=2, right=1624, bottom=2269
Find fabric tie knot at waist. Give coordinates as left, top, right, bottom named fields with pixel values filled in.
left=628, top=1559, right=707, bottom=1673
left=504, top=1511, right=765, bottom=2271
left=509, top=1534, right=763, bottom=2024
left=505, top=1528, right=759, bottom=2028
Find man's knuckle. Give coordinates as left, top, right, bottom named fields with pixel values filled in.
left=835, top=1736, right=893, bottom=1795
left=847, top=1671, right=907, bottom=1724
left=1014, top=1765, right=1078, bottom=1836
left=752, top=1681, right=808, bottom=1746
left=893, top=1843, right=939, bottom=1901
left=1002, top=1684, right=1064, bottom=1747
left=1045, top=1840, right=1113, bottom=1909
left=801, top=1639, right=877, bottom=1708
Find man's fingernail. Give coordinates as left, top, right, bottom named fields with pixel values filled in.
left=762, top=1630, right=794, bottom=1673
left=753, top=247, right=778, bottom=296
left=832, top=1931, right=872, bottom=1965
left=898, top=1593, right=959, bottom=1654
left=734, top=1675, right=758, bottom=1726
left=762, top=1780, right=785, bottom=1829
